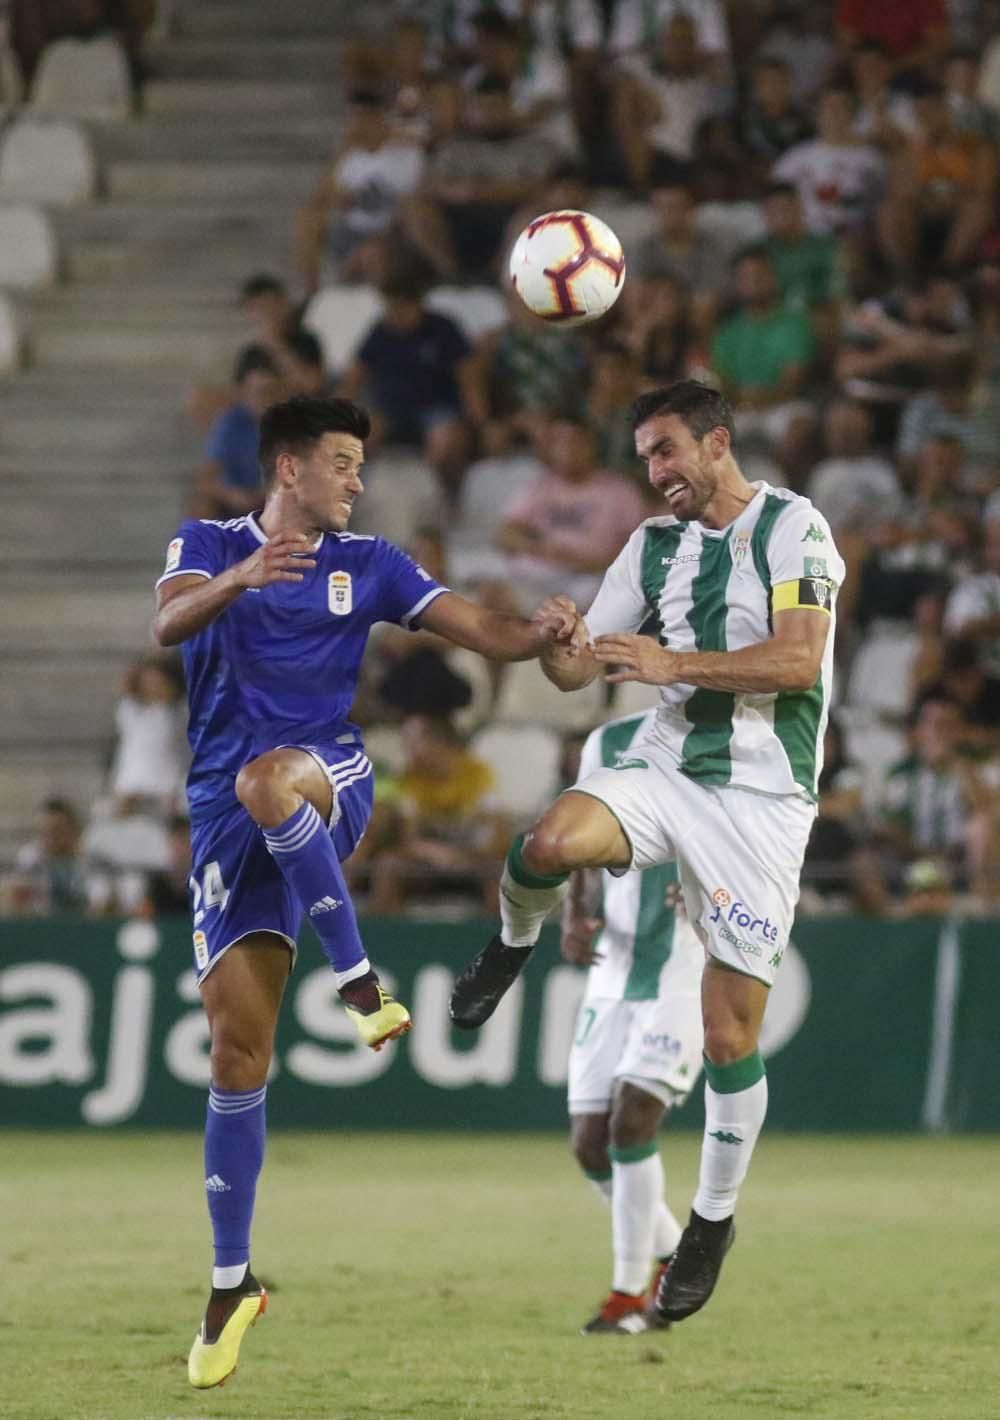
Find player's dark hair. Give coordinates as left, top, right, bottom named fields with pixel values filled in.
left=258, top=396, right=371, bottom=485
left=239, top=272, right=286, bottom=302
left=629, top=381, right=735, bottom=442
left=234, top=343, right=279, bottom=383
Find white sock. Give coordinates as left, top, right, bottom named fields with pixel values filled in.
left=610, top=1146, right=665, bottom=1295
left=499, top=861, right=568, bottom=948
left=212, top=1262, right=248, bottom=1289
left=334, top=956, right=371, bottom=990
left=692, top=1056, right=768, bottom=1222
left=652, top=1198, right=683, bottom=1260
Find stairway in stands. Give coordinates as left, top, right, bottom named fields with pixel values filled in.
left=0, top=0, right=386, bottom=866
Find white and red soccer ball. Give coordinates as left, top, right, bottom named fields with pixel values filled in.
left=508, top=209, right=626, bottom=327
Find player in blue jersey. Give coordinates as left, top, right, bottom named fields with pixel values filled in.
left=153, top=395, right=584, bottom=1389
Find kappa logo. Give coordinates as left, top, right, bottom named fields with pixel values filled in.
left=661, top=553, right=701, bottom=566
left=801, top=523, right=826, bottom=544
left=708, top=1130, right=743, bottom=1146
left=614, top=756, right=649, bottom=770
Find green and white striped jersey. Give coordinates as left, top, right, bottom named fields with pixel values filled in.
left=584, top=482, right=844, bottom=800
left=578, top=711, right=702, bottom=1003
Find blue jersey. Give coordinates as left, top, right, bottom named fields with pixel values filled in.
left=156, top=513, right=448, bottom=822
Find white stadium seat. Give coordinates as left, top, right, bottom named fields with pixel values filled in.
left=0, top=203, right=58, bottom=287
left=303, top=285, right=381, bottom=373
left=0, top=118, right=97, bottom=206
left=471, top=724, right=562, bottom=819
left=492, top=658, right=607, bottom=733
left=29, top=35, right=132, bottom=122
left=426, top=284, right=507, bottom=340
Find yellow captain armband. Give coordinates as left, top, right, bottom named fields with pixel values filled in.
left=772, top=577, right=834, bottom=613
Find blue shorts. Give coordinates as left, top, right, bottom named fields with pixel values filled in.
left=187, top=743, right=374, bottom=982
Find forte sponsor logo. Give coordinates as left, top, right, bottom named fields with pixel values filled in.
left=709, top=890, right=779, bottom=944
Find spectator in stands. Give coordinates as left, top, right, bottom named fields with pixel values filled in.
left=806, top=398, right=903, bottom=534
left=741, top=57, right=811, bottom=176
left=628, top=166, right=734, bottom=337
left=753, top=1, right=835, bottom=107
left=191, top=345, right=279, bottom=519
left=849, top=40, right=912, bottom=151
left=612, top=13, right=729, bottom=192
left=878, top=76, right=998, bottom=280
left=82, top=795, right=170, bottom=918
left=365, top=713, right=510, bottom=914
left=344, top=15, right=455, bottom=149
left=2, top=798, right=90, bottom=915
left=337, top=262, right=475, bottom=501
left=295, top=90, right=425, bottom=295
left=943, top=46, right=1000, bottom=145
left=709, top=248, right=816, bottom=471
left=772, top=83, right=886, bottom=239
left=141, top=815, right=193, bottom=918
left=495, top=414, right=648, bottom=612
left=462, top=9, right=577, bottom=158
left=896, top=352, right=1000, bottom=482
left=466, top=282, right=589, bottom=456
left=835, top=0, right=950, bottom=79
left=944, top=516, right=1000, bottom=676
left=925, top=638, right=1000, bottom=751
left=876, top=695, right=972, bottom=892
left=834, top=277, right=972, bottom=444
left=760, top=183, right=843, bottom=337
left=108, top=655, right=187, bottom=816
left=800, top=716, right=889, bottom=913
left=399, top=75, right=558, bottom=282
left=630, top=273, right=702, bottom=385
left=610, top=0, right=731, bottom=80
left=585, top=340, right=647, bottom=486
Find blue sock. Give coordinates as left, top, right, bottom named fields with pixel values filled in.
left=205, top=1084, right=266, bottom=1275
left=262, top=801, right=368, bottom=980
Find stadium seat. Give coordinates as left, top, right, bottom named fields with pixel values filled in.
left=29, top=36, right=132, bottom=122
left=471, top=724, right=562, bottom=818
left=0, top=203, right=58, bottom=287
left=426, top=284, right=508, bottom=340
left=492, top=658, right=608, bottom=732
left=303, top=285, right=381, bottom=373
left=0, top=119, right=97, bottom=206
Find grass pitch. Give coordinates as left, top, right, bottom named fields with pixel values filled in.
left=4, top=1131, right=998, bottom=1420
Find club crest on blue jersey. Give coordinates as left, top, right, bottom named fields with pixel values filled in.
left=328, top=571, right=352, bottom=614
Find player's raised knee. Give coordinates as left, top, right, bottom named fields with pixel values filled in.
left=210, top=1031, right=272, bottom=1092
left=702, top=1020, right=757, bottom=1067
left=235, top=751, right=301, bottom=823
left=521, top=821, right=581, bottom=877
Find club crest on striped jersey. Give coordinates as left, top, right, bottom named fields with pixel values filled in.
left=732, top=535, right=749, bottom=567
left=328, top=571, right=352, bottom=614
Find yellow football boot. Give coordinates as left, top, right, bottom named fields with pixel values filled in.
left=188, top=1277, right=267, bottom=1389
left=340, top=974, right=412, bottom=1051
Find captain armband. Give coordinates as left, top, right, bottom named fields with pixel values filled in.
left=772, top=578, right=834, bottom=613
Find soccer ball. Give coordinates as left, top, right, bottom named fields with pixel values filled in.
left=508, top=209, right=626, bottom=327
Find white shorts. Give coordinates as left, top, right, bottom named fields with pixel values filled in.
left=567, top=984, right=704, bottom=1115
left=574, top=745, right=816, bottom=987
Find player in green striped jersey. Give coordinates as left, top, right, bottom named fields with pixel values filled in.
left=566, top=710, right=704, bottom=1335
left=453, top=380, right=845, bottom=1324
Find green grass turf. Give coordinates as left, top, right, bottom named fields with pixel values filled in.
left=3, top=1131, right=998, bottom=1420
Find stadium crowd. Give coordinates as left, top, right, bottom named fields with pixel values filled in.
left=9, top=0, right=1000, bottom=919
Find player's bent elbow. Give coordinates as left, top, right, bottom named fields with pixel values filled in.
left=151, top=613, right=181, bottom=648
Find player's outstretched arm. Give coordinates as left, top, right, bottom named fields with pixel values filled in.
left=153, top=534, right=318, bottom=646
left=593, top=606, right=829, bottom=694
left=417, top=590, right=586, bottom=663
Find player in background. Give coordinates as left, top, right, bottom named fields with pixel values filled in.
left=452, top=380, right=844, bottom=1326
left=152, top=395, right=584, bottom=1389
left=565, top=710, right=703, bottom=1335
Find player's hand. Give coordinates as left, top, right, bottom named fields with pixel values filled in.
left=532, top=596, right=589, bottom=654
left=235, top=534, right=318, bottom=588
left=560, top=913, right=604, bottom=966
left=593, top=633, right=678, bottom=685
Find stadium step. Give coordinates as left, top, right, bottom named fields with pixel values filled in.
left=94, top=112, right=337, bottom=163
left=26, top=317, right=241, bottom=375
left=147, top=36, right=347, bottom=81
left=0, top=488, right=186, bottom=565
left=106, top=156, right=319, bottom=203
left=175, top=0, right=385, bottom=39
left=1, top=656, right=126, bottom=746
left=142, top=78, right=338, bottom=117
left=2, top=587, right=160, bottom=655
